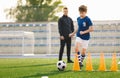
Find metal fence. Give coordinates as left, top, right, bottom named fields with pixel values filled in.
left=0, top=21, right=120, bottom=55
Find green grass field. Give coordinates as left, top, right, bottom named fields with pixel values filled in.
left=0, top=58, right=120, bottom=78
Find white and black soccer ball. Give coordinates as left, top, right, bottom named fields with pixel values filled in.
left=57, top=61, right=66, bottom=71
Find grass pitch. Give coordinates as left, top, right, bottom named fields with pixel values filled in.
left=0, top=58, right=120, bottom=78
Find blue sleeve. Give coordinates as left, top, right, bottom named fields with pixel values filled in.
left=87, top=18, right=93, bottom=27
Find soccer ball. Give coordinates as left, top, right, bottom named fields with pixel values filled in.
left=57, top=61, right=66, bottom=71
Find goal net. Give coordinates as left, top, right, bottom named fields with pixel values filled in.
left=0, top=31, right=34, bottom=55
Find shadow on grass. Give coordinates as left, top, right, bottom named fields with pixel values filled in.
left=20, top=70, right=119, bottom=78
left=1, top=63, right=55, bottom=69
left=20, top=70, right=71, bottom=78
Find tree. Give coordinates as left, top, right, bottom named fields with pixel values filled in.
left=5, top=0, right=63, bottom=22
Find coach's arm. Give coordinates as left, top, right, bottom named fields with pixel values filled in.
left=58, top=18, right=64, bottom=40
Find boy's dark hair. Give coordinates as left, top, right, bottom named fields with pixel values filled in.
left=63, top=7, right=68, bottom=10
left=79, top=5, right=87, bottom=12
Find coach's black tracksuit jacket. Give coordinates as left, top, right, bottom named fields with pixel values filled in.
left=58, top=15, right=74, bottom=37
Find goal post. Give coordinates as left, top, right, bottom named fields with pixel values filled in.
left=0, top=31, right=35, bottom=55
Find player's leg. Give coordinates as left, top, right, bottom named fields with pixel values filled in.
left=81, top=48, right=86, bottom=63
left=66, top=37, right=73, bottom=63
left=75, top=37, right=83, bottom=68
left=75, top=37, right=82, bottom=53
left=59, top=39, right=66, bottom=61
left=81, top=40, right=89, bottom=63
left=75, top=42, right=81, bottom=60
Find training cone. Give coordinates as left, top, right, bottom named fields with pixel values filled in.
left=98, top=52, right=106, bottom=71
left=110, top=52, right=118, bottom=71
left=86, top=52, right=93, bottom=71
left=72, top=54, right=80, bottom=71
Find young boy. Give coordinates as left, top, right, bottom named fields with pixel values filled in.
left=70, top=5, right=94, bottom=68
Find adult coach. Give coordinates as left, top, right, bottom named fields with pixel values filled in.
left=58, top=7, right=74, bottom=63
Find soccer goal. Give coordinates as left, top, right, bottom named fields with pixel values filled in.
left=0, top=31, right=34, bottom=55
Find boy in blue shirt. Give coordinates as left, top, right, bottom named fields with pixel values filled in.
left=70, top=5, right=94, bottom=69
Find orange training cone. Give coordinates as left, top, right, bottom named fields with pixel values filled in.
left=110, top=52, right=118, bottom=71
left=86, top=52, right=93, bottom=71
left=98, top=52, right=106, bottom=71
left=73, top=54, right=80, bottom=71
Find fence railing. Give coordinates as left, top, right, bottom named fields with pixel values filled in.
left=0, top=21, right=120, bottom=55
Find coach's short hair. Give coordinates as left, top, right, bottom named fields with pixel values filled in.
left=63, top=7, right=68, bottom=10
left=79, top=5, right=87, bottom=12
